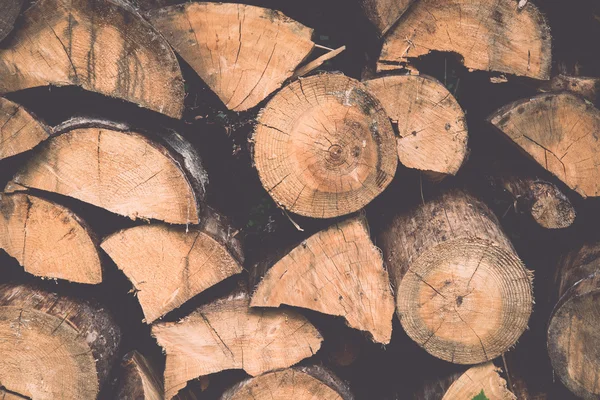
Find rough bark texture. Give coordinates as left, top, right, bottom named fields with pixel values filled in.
left=377, top=0, right=552, bottom=80
left=152, top=291, right=323, bottom=399
left=364, top=74, right=468, bottom=176
left=489, top=92, right=600, bottom=198
left=0, top=0, right=184, bottom=118
left=0, top=97, right=51, bottom=161
left=539, top=74, right=600, bottom=102
left=360, top=0, right=413, bottom=36
left=0, top=283, right=120, bottom=400
left=442, top=362, right=515, bottom=400
left=147, top=2, right=315, bottom=112
left=377, top=189, right=533, bottom=364
left=9, top=118, right=207, bottom=224
left=251, top=216, right=394, bottom=344
left=0, top=0, right=24, bottom=42
left=253, top=73, right=397, bottom=218
left=0, top=192, right=102, bottom=284
left=116, top=351, right=163, bottom=400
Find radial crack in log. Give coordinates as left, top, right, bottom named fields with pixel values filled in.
left=442, top=362, right=515, bottom=400
left=360, top=0, right=413, bottom=37
left=0, top=98, right=51, bottom=161
left=152, top=292, right=322, bottom=399
left=10, top=119, right=206, bottom=224
left=253, top=73, right=397, bottom=218
left=377, top=0, right=551, bottom=80
left=0, top=192, right=102, bottom=284
left=116, top=351, right=163, bottom=400
left=365, top=74, right=468, bottom=176
left=0, top=0, right=24, bottom=42
left=0, top=0, right=184, bottom=118
left=0, top=283, right=120, bottom=400
left=377, top=190, right=533, bottom=364
left=102, top=211, right=243, bottom=323
left=147, top=2, right=315, bottom=112
left=489, top=93, right=600, bottom=198
left=251, top=216, right=394, bottom=344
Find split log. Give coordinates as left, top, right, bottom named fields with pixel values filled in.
left=220, top=366, right=354, bottom=400
left=0, top=97, right=51, bottom=161
left=251, top=216, right=394, bottom=344
left=0, top=0, right=184, bottom=118
left=0, top=192, right=102, bottom=284
left=116, top=351, right=163, bottom=400
left=489, top=92, right=600, bottom=198
left=377, top=190, right=533, bottom=364
left=442, top=362, right=515, bottom=400
left=548, top=241, right=600, bottom=399
left=152, top=291, right=323, bottom=399
left=102, top=210, right=243, bottom=323
left=364, top=74, right=468, bottom=176
left=0, top=283, right=120, bottom=400
left=253, top=73, right=397, bottom=218
left=377, top=0, right=551, bottom=80
left=0, top=0, right=24, bottom=42
left=147, top=3, right=315, bottom=112
left=360, top=0, right=413, bottom=36
left=539, top=74, right=600, bottom=102
left=9, top=118, right=207, bottom=224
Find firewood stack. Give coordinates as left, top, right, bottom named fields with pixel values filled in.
left=0, top=0, right=598, bottom=399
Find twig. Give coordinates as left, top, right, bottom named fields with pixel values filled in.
left=293, top=46, right=346, bottom=78
left=283, top=209, right=304, bottom=231
left=314, top=43, right=335, bottom=51
left=502, top=353, right=515, bottom=394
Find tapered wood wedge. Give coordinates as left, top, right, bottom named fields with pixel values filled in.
left=0, top=97, right=51, bottom=161
left=360, top=0, right=413, bottom=36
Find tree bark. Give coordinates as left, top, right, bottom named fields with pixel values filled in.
left=0, top=97, right=51, bottom=161
left=0, top=0, right=24, bottom=42
left=539, top=74, right=600, bottom=103
left=116, top=351, right=163, bottom=400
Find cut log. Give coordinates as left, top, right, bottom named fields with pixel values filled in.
left=539, top=74, right=600, bottom=102
left=442, top=362, right=515, bottom=400
left=0, top=0, right=184, bottom=118
left=147, top=3, right=315, bottom=112
left=489, top=93, right=600, bottom=198
left=0, top=283, right=121, bottom=400
left=377, top=0, right=551, bottom=80
left=0, top=97, right=51, bottom=161
left=116, top=351, right=163, bottom=400
left=102, top=210, right=243, bottom=322
left=220, top=366, right=354, bottom=400
left=253, top=73, right=397, bottom=218
left=548, top=241, right=600, bottom=399
left=0, top=0, right=24, bottom=42
left=360, top=0, right=413, bottom=36
left=10, top=118, right=207, bottom=224
left=0, top=192, right=102, bottom=284
left=152, top=291, right=323, bottom=399
left=377, top=190, right=533, bottom=364
left=251, top=216, right=394, bottom=344
left=364, top=74, right=468, bottom=176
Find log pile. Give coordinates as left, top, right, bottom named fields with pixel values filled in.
left=0, top=0, right=598, bottom=399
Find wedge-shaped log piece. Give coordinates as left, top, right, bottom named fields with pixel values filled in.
left=0, top=283, right=120, bottom=400
left=377, top=190, right=533, bottom=364
left=11, top=119, right=206, bottom=224
left=251, top=217, right=394, bottom=344
left=152, top=292, right=322, bottom=399
left=0, top=0, right=184, bottom=118
left=102, top=211, right=243, bottom=322
left=0, top=0, right=24, bottom=42
left=365, top=75, right=468, bottom=176
left=147, top=3, right=314, bottom=112
left=378, top=0, right=551, bottom=80
left=221, top=366, right=354, bottom=400
left=443, top=362, right=515, bottom=400
left=360, top=0, right=413, bottom=36
left=0, top=192, right=101, bottom=284
left=0, top=98, right=51, bottom=160
left=116, top=351, right=163, bottom=400
left=253, top=73, right=397, bottom=218
left=489, top=93, right=600, bottom=198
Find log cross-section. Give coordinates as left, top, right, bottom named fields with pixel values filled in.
left=442, top=362, right=516, bottom=400
left=0, top=97, right=51, bottom=161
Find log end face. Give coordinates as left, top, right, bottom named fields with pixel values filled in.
left=442, top=362, right=516, bottom=400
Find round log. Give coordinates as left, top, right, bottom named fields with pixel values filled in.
left=0, top=97, right=51, bottom=161
left=360, top=0, right=413, bottom=36
left=253, top=73, right=397, bottom=218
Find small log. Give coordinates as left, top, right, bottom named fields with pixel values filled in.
left=548, top=241, right=600, bottom=398
left=377, top=189, right=533, bottom=364
left=253, top=73, right=397, bottom=218
left=152, top=291, right=323, bottom=399
left=102, top=210, right=243, bottom=323
left=377, top=0, right=551, bottom=80
left=0, top=283, right=121, bottom=399
left=0, top=97, right=51, bottom=161
left=0, top=0, right=184, bottom=118
left=539, top=74, right=600, bottom=102
left=220, top=366, right=354, bottom=400
left=0, top=192, right=102, bottom=284
left=360, top=0, right=413, bottom=36
left=489, top=93, right=600, bottom=198
left=147, top=3, right=315, bottom=112
left=116, top=351, right=163, bottom=400
left=10, top=118, right=207, bottom=224
left=442, top=362, right=515, bottom=400
left=0, top=0, right=24, bottom=42
left=364, top=74, right=468, bottom=176
left=251, top=216, right=394, bottom=344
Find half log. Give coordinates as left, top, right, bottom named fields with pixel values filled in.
left=377, top=189, right=533, bottom=364
left=377, top=0, right=551, bottom=80
left=147, top=3, right=315, bottom=112
left=0, top=0, right=184, bottom=118
left=0, top=97, right=51, bottom=161
left=253, top=73, right=397, bottom=218
left=360, top=0, right=413, bottom=36
left=0, top=283, right=120, bottom=399
left=0, top=192, right=102, bottom=284
left=364, top=74, right=468, bottom=176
